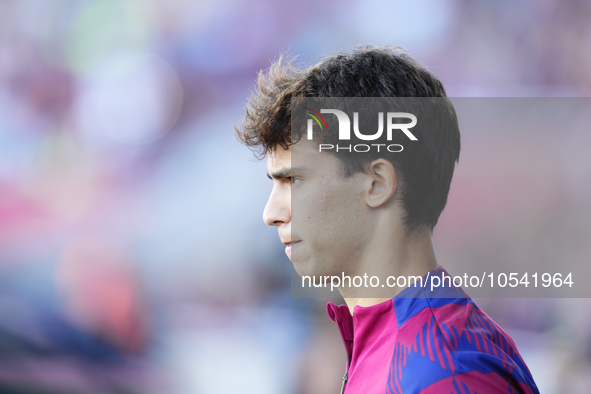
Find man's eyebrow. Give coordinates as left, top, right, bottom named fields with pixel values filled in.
left=267, top=166, right=305, bottom=180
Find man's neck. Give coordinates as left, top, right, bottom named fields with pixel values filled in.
left=339, top=227, right=438, bottom=316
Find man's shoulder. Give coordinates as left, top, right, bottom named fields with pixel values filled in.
left=388, top=297, right=539, bottom=394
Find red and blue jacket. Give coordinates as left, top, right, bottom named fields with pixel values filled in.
left=326, top=267, right=539, bottom=394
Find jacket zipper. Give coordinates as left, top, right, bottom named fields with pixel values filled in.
left=340, top=371, right=348, bottom=394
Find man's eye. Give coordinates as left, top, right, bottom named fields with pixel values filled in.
left=289, top=177, right=300, bottom=185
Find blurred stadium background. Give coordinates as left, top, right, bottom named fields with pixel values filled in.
left=0, top=0, right=590, bottom=393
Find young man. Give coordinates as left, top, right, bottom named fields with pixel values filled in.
left=236, top=45, right=539, bottom=393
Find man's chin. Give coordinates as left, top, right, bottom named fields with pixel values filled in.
left=290, top=259, right=315, bottom=278
left=291, top=260, right=332, bottom=280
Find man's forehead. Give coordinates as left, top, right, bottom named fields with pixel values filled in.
left=267, top=146, right=291, bottom=171
left=266, top=140, right=330, bottom=174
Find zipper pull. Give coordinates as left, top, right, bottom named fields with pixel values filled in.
left=340, top=371, right=348, bottom=394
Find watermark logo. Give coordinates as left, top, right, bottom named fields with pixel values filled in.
left=304, top=107, right=329, bottom=133
left=305, top=109, right=417, bottom=153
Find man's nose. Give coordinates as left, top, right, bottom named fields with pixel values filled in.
left=263, top=188, right=290, bottom=227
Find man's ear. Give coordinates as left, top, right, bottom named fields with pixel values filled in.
left=364, top=159, right=397, bottom=208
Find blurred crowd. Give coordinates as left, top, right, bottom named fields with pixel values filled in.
left=0, top=0, right=590, bottom=393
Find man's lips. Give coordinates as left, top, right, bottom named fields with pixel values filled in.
left=284, top=240, right=302, bottom=256
left=282, top=240, right=301, bottom=245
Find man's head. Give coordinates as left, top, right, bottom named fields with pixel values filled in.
left=236, top=45, right=460, bottom=275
